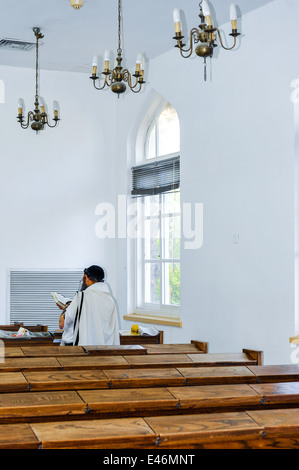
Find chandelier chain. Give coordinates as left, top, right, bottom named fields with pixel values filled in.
left=117, top=0, right=122, bottom=54
left=35, top=31, right=39, bottom=98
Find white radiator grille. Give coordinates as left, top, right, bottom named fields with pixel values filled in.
left=9, top=270, right=83, bottom=332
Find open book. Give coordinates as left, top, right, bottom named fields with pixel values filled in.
left=51, top=292, right=72, bottom=309
left=138, top=326, right=159, bottom=336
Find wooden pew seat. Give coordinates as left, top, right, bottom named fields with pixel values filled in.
left=2, top=380, right=299, bottom=426
left=4, top=407, right=298, bottom=449
left=2, top=364, right=299, bottom=394
left=84, top=345, right=147, bottom=356
left=20, top=346, right=87, bottom=357
left=0, top=423, right=40, bottom=449
left=144, top=340, right=208, bottom=355
left=2, top=407, right=299, bottom=449
left=30, top=417, right=157, bottom=449
left=0, top=390, right=87, bottom=422
left=24, top=370, right=110, bottom=392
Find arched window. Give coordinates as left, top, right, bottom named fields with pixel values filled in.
left=131, top=101, right=181, bottom=318
left=147, top=103, right=180, bottom=160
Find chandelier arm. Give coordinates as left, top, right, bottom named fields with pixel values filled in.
left=129, top=83, right=142, bottom=93
left=177, top=28, right=200, bottom=58
left=45, top=121, right=58, bottom=128
left=93, top=72, right=112, bottom=90
left=18, top=111, right=34, bottom=129
left=215, top=28, right=237, bottom=50
left=43, top=114, right=59, bottom=128
left=122, top=69, right=137, bottom=89
left=92, top=79, right=108, bottom=91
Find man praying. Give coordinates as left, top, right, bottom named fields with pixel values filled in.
left=60, top=265, right=119, bottom=346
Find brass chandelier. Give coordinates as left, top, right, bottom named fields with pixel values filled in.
left=70, top=0, right=83, bottom=9
left=90, top=0, right=145, bottom=97
left=173, top=0, right=240, bottom=81
left=17, top=28, right=60, bottom=132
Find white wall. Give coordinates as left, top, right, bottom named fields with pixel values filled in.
left=0, top=64, right=118, bottom=323
left=115, top=0, right=298, bottom=364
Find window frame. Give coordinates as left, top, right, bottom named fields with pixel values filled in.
left=132, top=102, right=181, bottom=320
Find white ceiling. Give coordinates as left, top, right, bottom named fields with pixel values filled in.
left=0, top=0, right=273, bottom=73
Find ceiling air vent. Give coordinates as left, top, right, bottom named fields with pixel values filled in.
left=0, top=38, right=35, bottom=51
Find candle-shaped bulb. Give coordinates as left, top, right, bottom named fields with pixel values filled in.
left=92, top=54, right=98, bottom=75
left=18, top=98, right=23, bottom=115
left=230, top=4, right=237, bottom=30
left=39, top=96, right=46, bottom=114
left=173, top=8, right=180, bottom=22
left=136, top=52, right=143, bottom=64
left=173, top=8, right=181, bottom=33
left=135, top=52, right=143, bottom=73
left=104, top=50, right=110, bottom=70
left=53, top=100, right=59, bottom=119
left=202, top=0, right=212, bottom=26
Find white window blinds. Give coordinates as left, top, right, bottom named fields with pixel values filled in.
left=131, top=156, right=180, bottom=197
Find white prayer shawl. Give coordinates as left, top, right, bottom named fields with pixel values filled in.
left=66, top=282, right=119, bottom=346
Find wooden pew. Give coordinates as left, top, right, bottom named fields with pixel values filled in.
left=0, top=348, right=263, bottom=374
left=142, top=340, right=208, bottom=355
left=2, top=345, right=148, bottom=357
left=0, top=423, right=40, bottom=449
left=1, top=364, right=299, bottom=396
left=83, top=345, right=147, bottom=356
left=2, top=407, right=299, bottom=449
left=1, top=380, right=299, bottom=426
left=3, top=344, right=299, bottom=448
left=120, top=330, right=163, bottom=345
left=122, top=349, right=261, bottom=369
left=0, top=324, right=48, bottom=332
left=1, top=337, right=55, bottom=347
left=0, top=324, right=54, bottom=347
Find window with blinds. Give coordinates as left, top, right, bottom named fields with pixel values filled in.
left=131, top=156, right=180, bottom=197
left=131, top=100, right=181, bottom=317
left=9, top=270, right=83, bottom=332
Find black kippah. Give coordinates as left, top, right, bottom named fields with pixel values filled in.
left=84, top=265, right=105, bottom=282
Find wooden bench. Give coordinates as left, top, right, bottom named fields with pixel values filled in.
left=3, top=344, right=299, bottom=448
left=2, top=406, right=299, bottom=448
left=0, top=324, right=48, bottom=332
left=83, top=345, right=147, bottom=356
left=120, top=330, right=163, bottom=345
left=2, top=345, right=148, bottom=357
left=0, top=324, right=54, bottom=347
left=142, top=340, right=208, bottom=355
left=0, top=348, right=263, bottom=374
left=1, top=380, right=299, bottom=425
